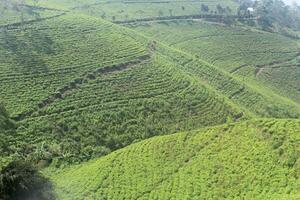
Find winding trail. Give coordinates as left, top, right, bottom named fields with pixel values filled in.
left=255, top=52, right=300, bottom=77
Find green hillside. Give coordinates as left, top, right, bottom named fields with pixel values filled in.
left=0, top=12, right=247, bottom=165
left=0, top=14, right=148, bottom=116
left=1, top=0, right=300, bottom=199
left=0, top=1, right=64, bottom=26
left=27, top=0, right=238, bottom=21
left=130, top=20, right=300, bottom=104
left=51, top=119, right=300, bottom=200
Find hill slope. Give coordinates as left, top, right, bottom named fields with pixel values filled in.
left=130, top=20, right=300, bottom=104
left=0, top=13, right=245, bottom=165
left=27, top=0, right=238, bottom=22
left=51, top=119, right=300, bottom=200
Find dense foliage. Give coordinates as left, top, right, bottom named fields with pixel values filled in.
left=237, top=0, right=300, bottom=32
left=51, top=119, right=300, bottom=199
left=0, top=160, right=55, bottom=200
left=0, top=1, right=299, bottom=199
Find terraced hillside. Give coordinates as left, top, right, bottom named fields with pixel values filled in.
left=156, top=43, right=300, bottom=118
left=0, top=10, right=250, bottom=166
left=51, top=119, right=300, bottom=200
left=129, top=20, right=300, bottom=104
left=27, top=0, right=238, bottom=22
left=0, top=14, right=148, bottom=116
left=13, top=52, right=242, bottom=165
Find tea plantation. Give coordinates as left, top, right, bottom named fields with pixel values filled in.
left=0, top=0, right=299, bottom=199
left=51, top=119, right=300, bottom=200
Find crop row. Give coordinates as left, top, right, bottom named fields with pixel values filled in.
left=130, top=20, right=300, bottom=72
left=51, top=119, right=300, bottom=200
left=0, top=14, right=148, bottom=116
left=157, top=43, right=300, bottom=118
left=14, top=54, right=240, bottom=165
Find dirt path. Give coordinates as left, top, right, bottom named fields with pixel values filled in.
left=255, top=52, right=300, bottom=77
left=230, top=64, right=248, bottom=74
left=13, top=54, right=151, bottom=121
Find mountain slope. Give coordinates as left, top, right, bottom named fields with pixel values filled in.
left=0, top=13, right=245, bottom=165
left=130, top=20, right=300, bottom=104
left=51, top=119, right=300, bottom=200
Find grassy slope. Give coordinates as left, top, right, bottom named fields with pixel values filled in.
left=51, top=119, right=300, bottom=200
left=129, top=20, right=300, bottom=105
left=0, top=14, right=148, bottom=116
left=156, top=42, right=300, bottom=118
left=0, top=12, right=245, bottom=165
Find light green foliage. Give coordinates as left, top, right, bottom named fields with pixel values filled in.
left=130, top=20, right=300, bottom=107
left=0, top=0, right=63, bottom=26
left=26, top=0, right=238, bottom=21
left=51, top=119, right=300, bottom=200
left=156, top=43, right=300, bottom=118
left=130, top=20, right=299, bottom=71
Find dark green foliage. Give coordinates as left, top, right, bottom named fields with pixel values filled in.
left=0, top=103, right=15, bottom=131
left=0, top=160, right=55, bottom=200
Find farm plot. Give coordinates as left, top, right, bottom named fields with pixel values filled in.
left=73, top=0, right=237, bottom=22
left=26, top=0, right=238, bottom=21
left=156, top=44, right=300, bottom=118
left=0, top=14, right=148, bottom=116
left=13, top=54, right=241, bottom=165
left=259, top=66, right=300, bottom=103
left=130, top=20, right=300, bottom=72
left=129, top=20, right=300, bottom=108
left=51, top=119, right=300, bottom=200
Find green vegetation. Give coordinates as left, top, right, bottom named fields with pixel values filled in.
left=0, top=104, right=14, bottom=131
left=12, top=53, right=242, bottom=165
left=0, top=0, right=64, bottom=26
left=27, top=0, right=238, bottom=21
left=51, top=119, right=300, bottom=200
left=0, top=160, right=55, bottom=200
left=130, top=20, right=300, bottom=106
left=0, top=14, right=148, bottom=116
left=1, top=0, right=300, bottom=199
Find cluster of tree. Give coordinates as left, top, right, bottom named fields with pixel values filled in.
left=236, top=0, right=300, bottom=31
left=200, top=4, right=232, bottom=15
left=0, top=104, right=15, bottom=131
left=0, top=160, right=55, bottom=200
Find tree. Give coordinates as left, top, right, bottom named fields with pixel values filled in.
left=158, top=10, right=164, bottom=17
left=201, top=4, right=209, bottom=13
left=216, top=4, right=225, bottom=14
left=0, top=160, right=55, bottom=200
